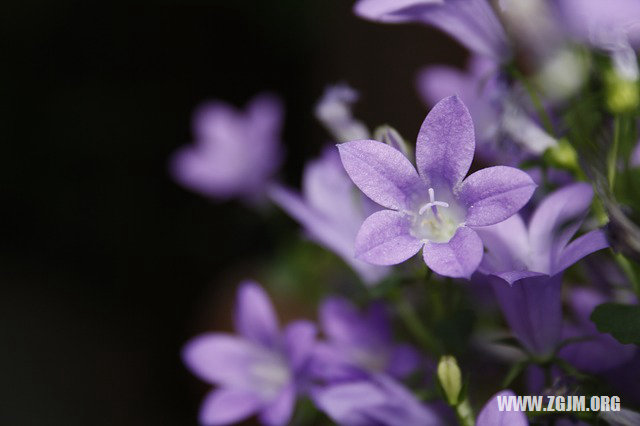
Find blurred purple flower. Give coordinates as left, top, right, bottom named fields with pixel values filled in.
left=315, top=84, right=370, bottom=142
left=557, top=0, right=640, bottom=79
left=311, top=297, right=420, bottom=381
left=338, top=96, right=536, bottom=278
left=269, top=147, right=389, bottom=284
left=354, top=0, right=510, bottom=60
left=171, top=93, right=283, bottom=201
left=558, top=288, right=636, bottom=373
left=476, top=183, right=609, bottom=356
left=417, top=56, right=556, bottom=164
left=632, top=140, right=640, bottom=167
left=182, top=281, right=316, bottom=425
left=313, top=374, right=441, bottom=426
left=476, top=390, right=528, bottom=426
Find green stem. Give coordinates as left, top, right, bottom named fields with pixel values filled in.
left=609, top=116, right=621, bottom=192
left=508, top=66, right=556, bottom=136
left=455, top=399, right=475, bottom=426
left=392, top=291, right=441, bottom=355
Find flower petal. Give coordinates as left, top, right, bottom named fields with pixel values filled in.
left=387, top=344, right=421, bottom=378
left=554, top=229, right=609, bottom=274
left=459, top=166, right=536, bottom=226
left=199, top=389, right=263, bottom=425
left=313, top=381, right=388, bottom=426
left=355, top=210, right=423, bottom=265
left=284, top=320, right=317, bottom=373
left=235, top=281, right=280, bottom=347
left=491, top=274, right=563, bottom=356
left=423, top=226, right=483, bottom=278
left=476, top=215, right=530, bottom=276
left=338, top=140, right=424, bottom=210
left=353, top=0, right=440, bottom=23
left=476, top=390, right=528, bottom=426
left=182, top=333, right=269, bottom=388
left=268, top=184, right=388, bottom=284
left=259, top=384, right=296, bottom=426
left=528, top=183, right=593, bottom=273
left=416, top=96, right=475, bottom=188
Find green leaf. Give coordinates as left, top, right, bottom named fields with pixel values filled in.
left=590, top=303, right=640, bottom=345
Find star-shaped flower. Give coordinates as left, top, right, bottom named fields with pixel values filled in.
left=338, top=96, right=536, bottom=278
left=182, top=281, right=316, bottom=425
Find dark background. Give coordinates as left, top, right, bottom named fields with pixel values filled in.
left=1, top=1, right=464, bottom=424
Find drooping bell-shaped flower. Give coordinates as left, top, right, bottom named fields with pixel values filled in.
left=313, top=374, right=442, bottom=426
left=269, top=147, right=389, bottom=284
left=354, top=0, right=511, bottom=61
left=171, top=93, right=284, bottom=201
left=311, top=297, right=420, bottom=381
left=182, top=281, right=316, bottom=425
left=338, top=96, right=536, bottom=278
left=476, top=183, right=610, bottom=356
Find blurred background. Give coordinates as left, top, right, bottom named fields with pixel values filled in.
left=0, top=1, right=465, bottom=424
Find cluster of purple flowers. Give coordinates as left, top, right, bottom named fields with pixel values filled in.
left=172, top=1, right=640, bottom=425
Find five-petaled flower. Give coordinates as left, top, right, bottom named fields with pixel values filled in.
left=338, top=96, right=536, bottom=278
left=171, top=93, right=284, bottom=201
left=182, top=281, right=316, bottom=426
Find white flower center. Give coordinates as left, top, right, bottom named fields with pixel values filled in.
left=249, top=353, right=291, bottom=400
left=410, top=187, right=464, bottom=243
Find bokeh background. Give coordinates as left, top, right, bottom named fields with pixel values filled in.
left=1, top=1, right=465, bottom=424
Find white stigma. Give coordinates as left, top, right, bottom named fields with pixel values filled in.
left=418, top=188, right=450, bottom=215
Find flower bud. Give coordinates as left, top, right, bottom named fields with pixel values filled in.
left=605, top=69, right=639, bottom=114
left=373, top=125, right=412, bottom=158
left=544, top=139, right=579, bottom=172
left=437, top=355, right=462, bottom=405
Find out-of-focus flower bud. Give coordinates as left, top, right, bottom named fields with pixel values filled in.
left=373, top=124, right=412, bottom=159
left=605, top=68, right=640, bottom=113
left=437, top=355, right=462, bottom=405
left=544, top=139, right=579, bottom=172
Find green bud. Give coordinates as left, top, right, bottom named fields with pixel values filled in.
left=373, top=124, right=412, bottom=158
left=605, top=69, right=639, bottom=113
left=437, top=355, right=462, bottom=405
left=544, top=139, right=579, bottom=171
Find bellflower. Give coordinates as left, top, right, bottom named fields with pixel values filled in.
left=632, top=140, right=640, bottom=167
left=476, top=183, right=610, bottom=356
left=557, top=0, right=640, bottom=80
left=476, top=390, right=528, bottom=426
left=269, top=147, right=389, bottom=284
left=354, top=0, right=510, bottom=61
left=311, top=297, right=419, bottom=381
left=171, top=93, right=283, bottom=201
left=313, top=374, right=441, bottom=426
left=182, top=281, right=316, bottom=425
left=338, top=96, right=536, bottom=278
left=417, top=56, right=556, bottom=163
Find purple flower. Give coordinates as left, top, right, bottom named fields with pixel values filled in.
left=353, top=0, right=510, bottom=60
left=182, top=281, right=316, bottom=425
left=315, top=84, right=370, bottom=142
left=269, top=147, right=389, bottom=284
left=313, top=374, right=441, bottom=426
left=558, top=288, right=636, bottom=373
left=557, top=0, right=640, bottom=80
left=417, top=56, right=556, bottom=164
left=171, top=93, right=283, bottom=201
left=337, top=96, right=536, bottom=278
left=476, top=183, right=610, bottom=355
left=476, top=390, right=528, bottom=426
left=632, top=139, right=640, bottom=167
left=311, top=297, right=420, bottom=381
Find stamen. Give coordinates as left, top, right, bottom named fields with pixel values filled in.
left=418, top=188, right=449, bottom=215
